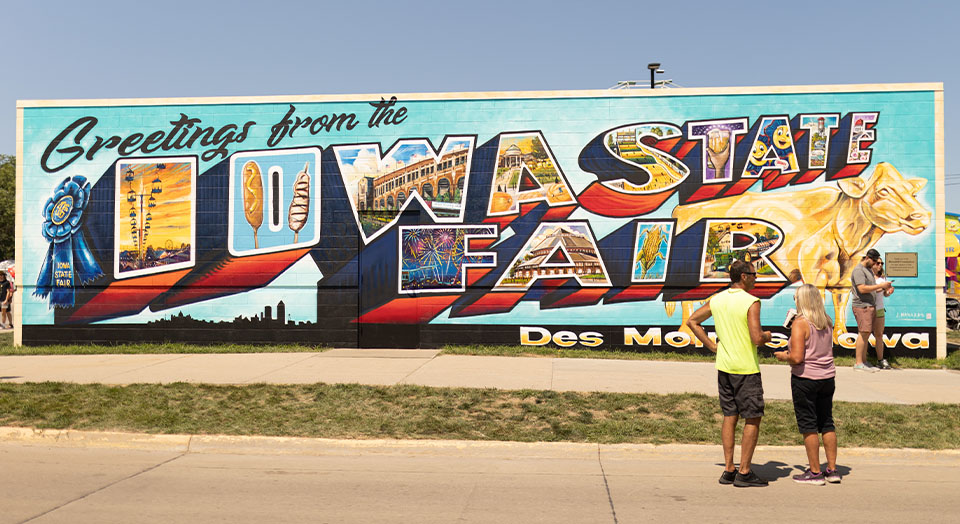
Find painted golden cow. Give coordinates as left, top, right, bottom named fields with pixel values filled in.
left=670, top=163, right=930, bottom=342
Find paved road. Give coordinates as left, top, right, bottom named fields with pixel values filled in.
left=2, top=434, right=959, bottom=524
left=2, top=349, right=959, bottom=404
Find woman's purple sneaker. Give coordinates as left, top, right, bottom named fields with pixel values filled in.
left=824, top=468, right=842, bottom=483
left=792, top=469, right=825, bottom=485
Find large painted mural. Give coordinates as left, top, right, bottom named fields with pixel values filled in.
left=16, top=86, right=944, bottom=356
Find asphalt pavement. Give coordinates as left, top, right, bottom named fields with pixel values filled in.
left=2, top=431, right=959, bottom=524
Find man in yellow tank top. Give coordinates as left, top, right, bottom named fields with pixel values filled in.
left=688, top=259, right=773, bottom=488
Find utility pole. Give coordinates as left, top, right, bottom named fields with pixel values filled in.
left=609, top=64, right=678, bottom=90
left=648, top=63, right=663, bottom=89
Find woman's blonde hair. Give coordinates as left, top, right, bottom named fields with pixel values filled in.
left=794, top=284, right=833, bottom=331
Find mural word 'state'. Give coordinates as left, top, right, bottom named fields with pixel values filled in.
left=16, top=86, right=944, bottom=356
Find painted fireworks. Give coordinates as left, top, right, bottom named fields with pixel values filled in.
left=399, top=226, right=496, bottom=292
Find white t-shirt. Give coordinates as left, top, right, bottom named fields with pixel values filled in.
left=875, top=276, right=887, bottom=310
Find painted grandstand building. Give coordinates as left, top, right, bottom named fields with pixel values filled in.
left=515, top=226, right=605, bottom=279
left=362, top=145, right=469, bottom=212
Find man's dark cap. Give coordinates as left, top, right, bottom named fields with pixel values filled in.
left=865, top=248, right=881, bottom=261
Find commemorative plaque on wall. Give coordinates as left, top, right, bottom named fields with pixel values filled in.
left=885, top=252, right=918, bottom=278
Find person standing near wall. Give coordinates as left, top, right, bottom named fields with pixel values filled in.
left=850, top=249, right=892, bottom=371
left=872, top=259, right=894, bottom=369
left=688, top=259, right=773, bottom=488
left=0, top=272, right=11, bottom=329
left=773, top=284, right=842, bottom=485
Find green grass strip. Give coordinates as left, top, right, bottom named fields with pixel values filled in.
left=1, top=382, right=958, bottom=449
left=0, top=334, right=324, bottom=355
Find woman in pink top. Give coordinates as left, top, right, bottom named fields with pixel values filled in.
left=774, top=284, right=841, bottom=485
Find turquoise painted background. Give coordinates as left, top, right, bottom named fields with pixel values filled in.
left=18, top=89, right=939, bottom=339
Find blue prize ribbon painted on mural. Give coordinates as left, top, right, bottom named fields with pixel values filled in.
left=35, top=175, right=103, bottom=307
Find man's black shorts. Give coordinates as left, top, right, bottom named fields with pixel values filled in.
left=717, top=371, right=764, bottom=418
left=790, top=375, right=836, bottom=434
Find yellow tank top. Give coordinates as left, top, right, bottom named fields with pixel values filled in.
left=710, top=288, right=761, bottom=374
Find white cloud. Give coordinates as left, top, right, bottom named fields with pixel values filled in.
left=351, top=148, right=380, bottom=174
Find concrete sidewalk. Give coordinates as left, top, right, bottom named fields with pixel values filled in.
left=2, top=349, right=959, bottom=404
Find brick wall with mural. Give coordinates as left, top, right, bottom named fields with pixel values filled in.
left=16, top=85, right=945, bottom=356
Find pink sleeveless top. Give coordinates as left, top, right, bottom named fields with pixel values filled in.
left=791, top=319, right=836, bottom=379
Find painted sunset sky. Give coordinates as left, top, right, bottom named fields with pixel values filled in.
left=116, top=161, right=192, bottom=252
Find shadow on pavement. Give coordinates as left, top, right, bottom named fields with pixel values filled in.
left=755, top=461, right=793, bottom=482
left=775, top=462, right=853, bottom=482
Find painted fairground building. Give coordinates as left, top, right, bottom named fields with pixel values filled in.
left=14, top=84, right=949, bottom=357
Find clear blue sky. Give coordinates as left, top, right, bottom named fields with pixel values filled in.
left=2, top=0, right=957, bottom=211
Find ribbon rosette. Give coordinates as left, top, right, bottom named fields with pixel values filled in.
left=35, top=175, right=103, bottom=307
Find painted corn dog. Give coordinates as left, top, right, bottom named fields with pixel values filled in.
left=288, top=162, right=310, bottom=242
left=242, top=160, right=264, bottom=248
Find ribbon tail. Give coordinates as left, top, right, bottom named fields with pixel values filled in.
left=49, top=240, right=75, bottom=308
left=34, top=244, right=54, bottom=298
left=72, top=231, right=104, bottom=285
